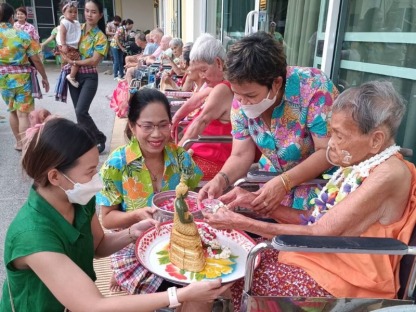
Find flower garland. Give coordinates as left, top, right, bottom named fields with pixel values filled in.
left=307, top=145, right=401, bottom=224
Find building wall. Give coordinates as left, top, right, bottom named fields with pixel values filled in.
left=120, top=0, right=155, bottom=32
left=181, top=0, right=203, bottom=42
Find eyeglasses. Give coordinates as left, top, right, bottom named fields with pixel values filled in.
left=136, top=122, right=171, bottom=133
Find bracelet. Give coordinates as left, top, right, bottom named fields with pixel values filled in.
left=167, top=287, right=181, bottom=308
left=218, top=171, right=230, bottom=189
left=73, top=60, right=76, bottom=66
left=280, top=173, right=292, bottom=193
left=128, top=226, right=135, bottom=243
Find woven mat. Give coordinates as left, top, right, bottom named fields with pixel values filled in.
left=93, top=256, right=128, bottom=297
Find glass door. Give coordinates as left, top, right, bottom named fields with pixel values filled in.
left=255, top=0, right=324, bottom=67
left=206, top=0, right=256, bottom=49
left=332, top=0, right=416, bottom=163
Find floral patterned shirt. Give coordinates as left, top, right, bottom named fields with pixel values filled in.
left=0, top=22, right=40, bottom=89
left=231, top=66, right=338, bottom=209
left=79, top=23, right=108, bottom=60
left=96, top=138, right=202, bottom=212
left=14, top=21, right=40, bottom=42
left=110, top=25, right=127, bottom=49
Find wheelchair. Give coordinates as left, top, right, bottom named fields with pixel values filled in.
left=242, top=233, right=416, bottom=311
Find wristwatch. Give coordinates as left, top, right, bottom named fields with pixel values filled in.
left=167, top=286, right=181, bottom=308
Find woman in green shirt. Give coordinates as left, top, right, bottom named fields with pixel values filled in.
left=0, top=117, right=229, bottom=312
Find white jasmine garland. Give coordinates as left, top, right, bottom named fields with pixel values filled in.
left=310, top=145, right=401, bottom=224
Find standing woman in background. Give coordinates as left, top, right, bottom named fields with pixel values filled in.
left=60, top=0, right=108, bottom=154
left=110, top=18, right=134, bottom=80
left=14, top=6, right=40, bottom=42
left=0, top=3, right=49, bottom=151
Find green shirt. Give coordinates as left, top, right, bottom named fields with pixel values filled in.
left=0, top=187, right=96, bottom=312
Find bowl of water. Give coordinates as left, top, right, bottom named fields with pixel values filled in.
left=152, top=190, right=203, bottom=222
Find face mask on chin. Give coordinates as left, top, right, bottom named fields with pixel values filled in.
left=326, top=138, right=353, bottom=166
left=241, top=90, right=278, bottom=119
left=59, top=173, right=103, bottom=205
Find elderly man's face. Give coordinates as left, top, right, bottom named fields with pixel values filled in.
left=136, top=39, right=146, bottom=48
left=153, top=33, right=162, bottom=44
left=160, top=37, right=171, bottom=50
left=327, top=111, right=374, bottom=166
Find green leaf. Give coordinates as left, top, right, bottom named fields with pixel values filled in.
left=179, top=269, right=186, bottom=275
left=229, top=255, right=238, bottom=260
left=195, top=273, right=205, bottom=281
left=158, top=256, right=170, bottom=265
left=156, top=250, right=168, bottom=256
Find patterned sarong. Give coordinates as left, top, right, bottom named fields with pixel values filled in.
left=55, top=64, right=98, bottom=103
left=0, top=65, right=42, bottom=99
left=111, top=243, right=163, bottom=294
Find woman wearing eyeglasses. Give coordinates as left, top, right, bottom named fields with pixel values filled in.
left=96, top=88, right=202, bottom=295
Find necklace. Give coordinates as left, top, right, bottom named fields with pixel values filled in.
left=146, top=166, right=158, bottom=182
left=307, top=144, right=401, bottom=225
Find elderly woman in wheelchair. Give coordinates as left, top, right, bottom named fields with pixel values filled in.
left=203, top=81, right=416, bottom=310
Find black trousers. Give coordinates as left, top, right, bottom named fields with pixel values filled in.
left=68, top=72, right=106, bottom=144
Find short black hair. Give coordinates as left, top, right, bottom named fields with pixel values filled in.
left=226, top=31, right=287, bottom=89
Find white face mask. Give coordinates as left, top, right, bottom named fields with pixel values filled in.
left=60, top=173, right=103, bottom=205
left=241, top=90, right=278, bottom=119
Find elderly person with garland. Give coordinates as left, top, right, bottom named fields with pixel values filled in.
left=203, top=81, right=416, bottom=310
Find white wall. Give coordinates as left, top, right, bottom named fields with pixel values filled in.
left=121, top=0, right=155, bottom=32
left=181, top=0, right=204, bottom=42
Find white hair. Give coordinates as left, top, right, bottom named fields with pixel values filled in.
left=190, top=33, right=226, bottom=64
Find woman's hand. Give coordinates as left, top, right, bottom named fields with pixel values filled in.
left=134, top=207, right=156, bottom=221
left=42, top=78, right=50, bottom=93
left=250, top=176, right=287, bottom=215
left=178, top=279, right=233, bottom=302
left=218, top=187, right=257, bottom=211
left=202, top=207, right=240, bottom=230
left=197, top=176, right=226, bottom=206
left=129, top=219, right=159, bottom=240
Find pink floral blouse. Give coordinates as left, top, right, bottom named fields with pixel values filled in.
left=14, top=21, right=40, bottom=42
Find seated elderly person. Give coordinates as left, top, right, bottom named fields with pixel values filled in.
left=160, top=41, right=194, bottom=92
left=145, top=35, right=172, bottom=65
left=124, top=35, right=172, bottom=88
left=124, top=33, right=147, bottom=69
left=174, top=33, right=234, bottom=180
left=203, top=81, right=416, bottom=310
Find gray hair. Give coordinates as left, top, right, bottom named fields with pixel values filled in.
left=183, top=42, right=193, bottom=51
left=333, top=81, right=406, bottom=138
left=169, top=37, right=183, bottom=49
left=190, top=33, right=226, bottom=64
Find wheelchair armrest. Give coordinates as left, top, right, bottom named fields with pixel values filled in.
left=243, top=168, right=328, bottom=185
left=400, top=148, right=413, bottom=158
left=181, top=135, right=232, bottom=149
left=273, top=235, right=413, bottom=255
